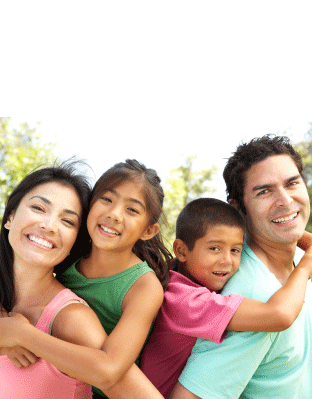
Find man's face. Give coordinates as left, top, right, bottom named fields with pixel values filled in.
left=243, top=154, right=310, bottom=248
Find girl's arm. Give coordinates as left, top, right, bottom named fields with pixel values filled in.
left=51, top=273, right=163, bottom=389
left=170, top=381, right=200, bottom=399
left=0, top=305, right=164, bottom=398
left=100, top=272, right=164, bottom=385
left=227, top=234, right=312, bottom=332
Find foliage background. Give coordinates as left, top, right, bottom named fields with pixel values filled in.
left=1, top=117, right=311, bottom=247
left=0, top=117, right=56, bottom=221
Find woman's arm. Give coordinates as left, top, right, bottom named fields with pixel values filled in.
left=0, top=305, right=164, bottom=398
left=0, top=346, right=38, bottom=368
left=227, top=237, right=312, bottom=332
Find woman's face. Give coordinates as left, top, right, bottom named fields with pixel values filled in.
left=5, top=182, right=82, bottom=270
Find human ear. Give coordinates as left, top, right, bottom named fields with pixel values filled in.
left=173, top=239, right=188, bottom=263
left=4, top=213, right=15, bottom=230
left=228, top=199, right=240, bottom=210
left=229, top=199, right=247, bottom=217
left=140, top=223, right=160, bottom=241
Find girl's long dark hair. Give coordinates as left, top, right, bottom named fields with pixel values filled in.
left=0, top=161, right=92, bottom=312
left=91, top=159, right=172, bottom=290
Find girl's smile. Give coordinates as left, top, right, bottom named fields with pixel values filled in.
left=87, top=179, right=155, bottom=254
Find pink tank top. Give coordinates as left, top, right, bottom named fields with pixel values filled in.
left=0, top=289, right=92, bottom=399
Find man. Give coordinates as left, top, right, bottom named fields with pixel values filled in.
left=171, top=134, right=312, bottom=398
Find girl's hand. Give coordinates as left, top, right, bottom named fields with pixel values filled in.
left=0, top=312, right=31, bottom=347
left=1, top=346, right=38, bottom=368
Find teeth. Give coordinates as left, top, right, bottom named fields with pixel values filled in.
left=272, top=212, right=298, bottom=224
left=100, top=225, right=120, bottom=235
left=28, top=235, right=53, bottom=249
left=213, top=272, right=227, bottom=276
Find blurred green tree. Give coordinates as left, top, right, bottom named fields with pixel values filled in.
left=295, top=123, right=312, bottom=232
left=163, top=155, right=217, bottom=249
left=0, top=117, right=56, bottom=221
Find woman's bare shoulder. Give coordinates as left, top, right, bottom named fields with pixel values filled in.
left=51, top=302, right=106, bottom=349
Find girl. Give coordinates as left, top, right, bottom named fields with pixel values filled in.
left=1, top=159, right=171, bottom=398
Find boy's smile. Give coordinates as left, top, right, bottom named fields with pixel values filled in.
left=176, top=224, right=244, bottom=292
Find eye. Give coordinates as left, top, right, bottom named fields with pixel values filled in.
left=63, top=219, right=76, bottom=227
left=209, top=246, right=219, bottom=252
left=127, top=207, right=139, bottom=214
left=257, top=189, right=269, bottom=196
left=102, top=196, right=112, bottom=203
left=231, top=248, right=242, bottom=254
left=288, top=180, right=299, bottom=187
left=31, top=205, right=45, bottom=212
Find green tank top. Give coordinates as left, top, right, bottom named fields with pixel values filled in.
left=60, top=260, right=155, bottom=398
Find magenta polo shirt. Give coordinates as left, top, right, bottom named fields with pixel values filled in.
left=140, top=270, right=244, bottom=398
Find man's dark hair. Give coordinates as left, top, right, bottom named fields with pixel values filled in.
left=223, top=134, right=305, bottom=213
left=176, top=198, right=245, bottom=251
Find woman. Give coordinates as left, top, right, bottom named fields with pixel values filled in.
left=0, top=162, right=164, bottom=399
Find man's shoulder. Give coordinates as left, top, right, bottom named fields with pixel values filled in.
left=221, top=244, right=280, bottom=301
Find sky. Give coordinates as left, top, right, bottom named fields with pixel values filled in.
left=3, top=1, right=312, bottom=200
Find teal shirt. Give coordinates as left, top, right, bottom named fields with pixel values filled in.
left=60, top=260, right=155, bottom=397
left=179, top=244, right=312, bottom=399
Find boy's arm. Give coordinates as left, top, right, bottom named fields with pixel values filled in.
left=227, top=235, right=312, bottom=332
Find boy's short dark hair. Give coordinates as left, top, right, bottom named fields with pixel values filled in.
left=176, top=198, right=245, bottom=251
left=223, top=134, right=305, bottom=213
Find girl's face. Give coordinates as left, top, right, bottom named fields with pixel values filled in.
left=87, top=179, right=159, bottom=254
left=5, top=182, right=82, bottom=270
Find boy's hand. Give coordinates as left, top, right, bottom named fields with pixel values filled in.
left=1, top=346, right=38, bottom=368
left=296, top=232, right=312, bottom=280
left=297, top=231, right=312, bottom=251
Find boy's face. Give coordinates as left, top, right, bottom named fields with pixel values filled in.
left=176, top=225, right=244, bottom=292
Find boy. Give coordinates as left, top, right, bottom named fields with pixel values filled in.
left=140, top=197, right=312, bottom=399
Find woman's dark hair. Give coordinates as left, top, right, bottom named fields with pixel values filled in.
left=90, top=159, right=171, bottom=290
left=223, top=134, right=306, bottom=214
left=176, top=197, right=245, bottom=251
left=0, top=160, right=92, bottom=312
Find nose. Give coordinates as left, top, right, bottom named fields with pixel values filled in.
left=275, top=188, right=293, bottom=208
left=39, top=216, right=58, bottom=233
left=107, top=203, right=123, bottom=223
left=220, top=250, right=232, bottom=266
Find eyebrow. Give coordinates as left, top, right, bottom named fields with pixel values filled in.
left=109, top=189, right=146, bottom=210
left=207, top=239, right=244, bottom=246
left=29, top=195, right=81, bottom=220
left=252, top=174, right=301, bottom=192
